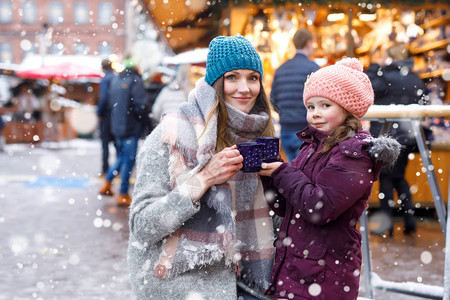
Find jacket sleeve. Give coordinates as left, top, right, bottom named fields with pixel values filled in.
left=270, top=71, right=280, bottom=113
left=129, top=125, right=201, bottom=245
left=365, top=63, right=389, bottom=100
left=151, top=88, right=164, bottom=123
left=97, top=75, right=111, bottom=118
left=271, top=152, right=373, bottom=225
left=261, top=174, right=287, bottom=216
left=131, top=76, right=150, bottom=116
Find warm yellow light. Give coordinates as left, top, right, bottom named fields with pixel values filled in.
left=254, top=21, right=264, bottom=32
left=406, top=23, right=424, bottom=37
left=401, top=10, right=415, bottom=26
left=359, top=13, right=377, bottom=22
left=271, top=52, right=279, bottom=70
left=272, top=19, right=279, bottom=28
left=327, top=12, right=344, bottom=22
left=109, top=54, right=119, bottom=62
left=111, top=62, right=124, bottom=73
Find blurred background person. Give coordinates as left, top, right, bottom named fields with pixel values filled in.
left=366, top=42, right=428, bottom=236
left=96, top=59, right=117, bottom=177
left=151, top=64, right=192, bottom=125
left=98, top=55, right=150, bottom=206
left=270, top=28, right=319, bottom=162
left=41, top=83, right=63, bottom=143
left=11, top=81, right=41, bottom=123
left=144, top=70, right=168, bottom=130
left=0, top=111, right=4, bottom=152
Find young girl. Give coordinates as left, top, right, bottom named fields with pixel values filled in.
left=259, top=58, right=400, bottom=300
left=128, top=35, right=275, bottom=299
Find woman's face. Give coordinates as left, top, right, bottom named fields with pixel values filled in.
left=306, top=96, right=348, bottom=132
left=223, top=69, right=260, bottom=114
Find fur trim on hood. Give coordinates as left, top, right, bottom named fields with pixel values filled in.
left=366, top=135, right=401, bottom=168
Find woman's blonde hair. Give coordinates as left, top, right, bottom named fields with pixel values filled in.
left=319, top=114, right=362, bottom=154
left=201, top=75, right=275, bottom=152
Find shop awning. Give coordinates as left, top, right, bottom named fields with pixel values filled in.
left=140, top=0, right=224, bottom=54
left=140, top=0, right=448, bottom=54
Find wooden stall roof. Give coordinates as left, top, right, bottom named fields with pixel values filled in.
left=140, top=0, right=449, bottom=54
left=140, top=0, right=223, bottom=54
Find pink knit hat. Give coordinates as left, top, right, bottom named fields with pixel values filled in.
left=303, top=58, right=374, bottom=118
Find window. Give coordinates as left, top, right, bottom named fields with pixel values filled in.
left=74, top=2, right=88, bottom=25
left=98, top=2, right=112, bottom=26
left=0, top=1, right=12, bottom=23
left=73, top=43, right=89, bottom=55
left=22, top=1, right=37, bottom=24
left=50, top=42, right=64, bottom=55
left=98, top=42, right=112, bottom=56
left=49, top=2, right=64, bottom=24
left=0, top=43, right=12, bottom=63
left=22, top=45, right=36, bottom=60
left=20, top=39, right=35, bottom=58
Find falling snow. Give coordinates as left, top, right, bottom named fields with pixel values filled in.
left=0, top=0, right=448, bottom=297
left=1, top=8, right=449, bottom=298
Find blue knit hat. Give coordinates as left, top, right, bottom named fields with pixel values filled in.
left=205, top=35, right=263, bottom=86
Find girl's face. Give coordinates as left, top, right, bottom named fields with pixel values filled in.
left=223, top=69, right=260, bottom=114
left=306, top=96, right=348, bottom=132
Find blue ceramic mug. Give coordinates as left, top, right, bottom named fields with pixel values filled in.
left=256, top=137, right=280, bottom=163
left=237, top=142, right=264, bottom=172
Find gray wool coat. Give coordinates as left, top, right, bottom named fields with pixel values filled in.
left=128, top=124, right=238, bottom=300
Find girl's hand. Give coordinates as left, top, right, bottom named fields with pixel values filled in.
left=258, top=162, right=283, bottom=177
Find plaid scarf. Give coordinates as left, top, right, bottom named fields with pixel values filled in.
left=155, top=78, right=275, bottom=291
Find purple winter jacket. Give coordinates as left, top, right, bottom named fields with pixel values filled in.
left=262, top=126, right=400, bottom=300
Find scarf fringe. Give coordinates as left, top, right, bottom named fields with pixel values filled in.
left=167, top=151, right=179, bottom=188
left=239, top=269, right=270, bottom=291
left=205, top=187, right=233, bottom=216
left=164, top=249, right=230, bottom=279
left=164, top=249, right=268, bottom=292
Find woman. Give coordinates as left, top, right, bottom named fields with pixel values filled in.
left=128, top=35, right=275, bottom=299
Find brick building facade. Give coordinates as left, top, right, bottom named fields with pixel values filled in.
left=0, top=0, right=127, bottom=64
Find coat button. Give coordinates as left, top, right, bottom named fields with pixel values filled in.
left=353, top=151, right=358, bottom=155
left=302, top=132, right=306, bottom=136
left=344, top=150, right=349, bottom=154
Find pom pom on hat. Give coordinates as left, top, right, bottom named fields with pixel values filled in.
left=205, top=35, right=263, bottom=86
left=303, top=57, right=374, bottom=118
left=336, top=57, right=363, bottom=71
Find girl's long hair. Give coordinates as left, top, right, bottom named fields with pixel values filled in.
left=319, top=114, right=362, bottom=154
left=201, top=75, right=275, bottom=152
